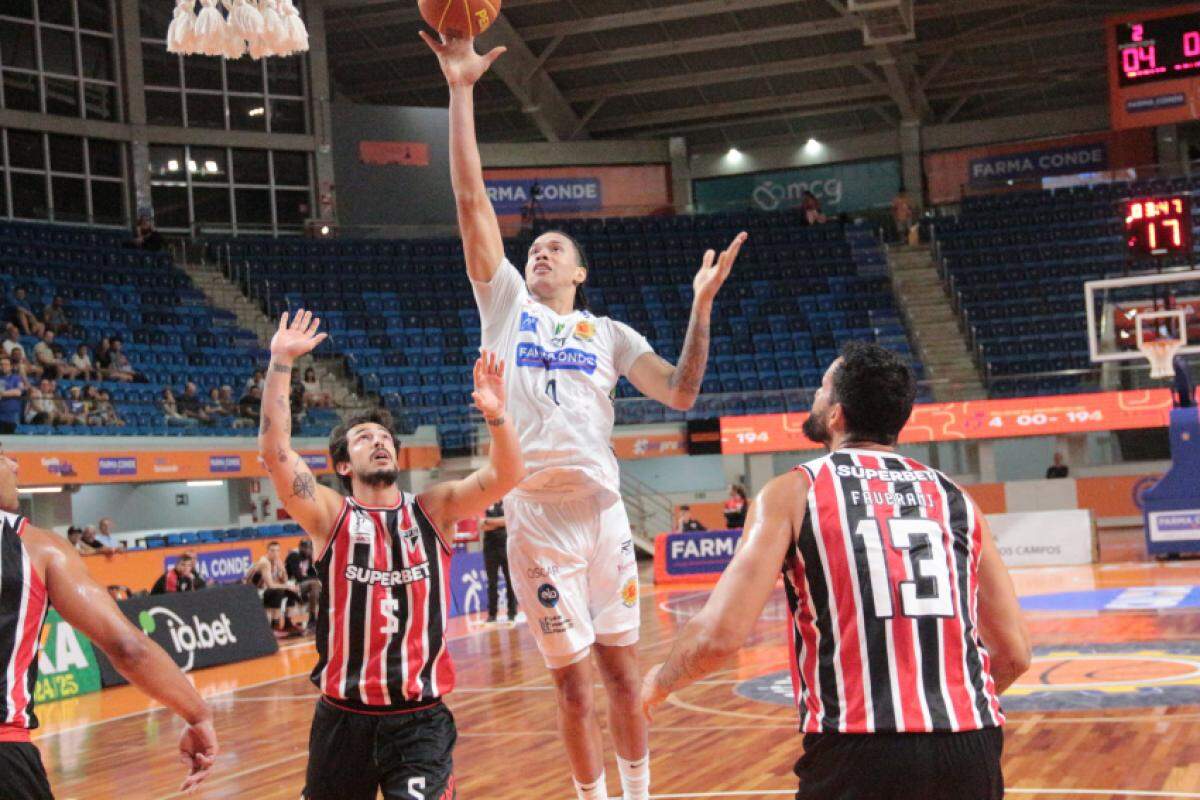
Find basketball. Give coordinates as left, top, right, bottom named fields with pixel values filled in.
left=418, top=0, right=500, bottom=38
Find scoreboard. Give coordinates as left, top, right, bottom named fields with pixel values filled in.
left=1109, top=4, right=1200, bottom=130
left=1124, top=196, right=1193, bottom=259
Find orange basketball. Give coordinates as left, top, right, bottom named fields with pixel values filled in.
left=418, top=0, right=500, bottom=39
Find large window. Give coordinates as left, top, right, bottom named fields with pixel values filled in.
left=1, top=128, right=127, bottom=224
left=141, top=29, right=309, bottom=133
left=0, top=0, right=119, bottom=120
left=150, top=144, right=312, bottom=233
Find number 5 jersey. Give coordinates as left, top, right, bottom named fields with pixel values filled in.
left=312, top=494, right=454, bottom=709
left=785, top=449, right=1004, bottom=734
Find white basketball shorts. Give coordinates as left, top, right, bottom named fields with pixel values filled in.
left=504, top=492, right=640, bottom=669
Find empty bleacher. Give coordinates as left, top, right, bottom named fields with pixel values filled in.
left=935, top=176, right=1200, bottom=397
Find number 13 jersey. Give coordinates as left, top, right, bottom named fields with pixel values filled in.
left=312, top=494, right=454, bottom=708
left=785, top=449, right=1004, bottom=734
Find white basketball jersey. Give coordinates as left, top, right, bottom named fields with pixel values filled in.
left=472, top=259, right=653, bottom=504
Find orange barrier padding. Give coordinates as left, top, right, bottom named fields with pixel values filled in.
left=612, top=432, right=687, bottom=460
left=968, top=483, right=1008, bottom=515
left=721, top=389, right=1174, bottom=455
left=1075, top=474, right=1152, bottom=520
left=84, top=536, right=303, bottom=592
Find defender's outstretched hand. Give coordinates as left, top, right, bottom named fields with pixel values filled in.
left=472, top=349, right=506, bottom=420
left=419, top=31, right=506, bottom=88
left=693, top=231, right=748, bottom=306
left=269, top=309, right=327, bottom=361
left=177, top=718, right=218, bottom=792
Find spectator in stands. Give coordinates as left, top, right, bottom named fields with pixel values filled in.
left=202, top=387, right=226, bottom=420
left=28, top=379, right=72, bottom=426
left=892, top=188, right=915, bottom=244
left=71, top=385, right=94, bottom=423
left=1046, top=452, right=1070, bottom=479
left=92, top=388, right=124, bottom=427
left=160, top=387, right=194, bottom=426
left=107, top=337, right=138, bottom=382
left=151, top=553, right=207, bottom=594
left=237, top=385, right=262, bottom=427
left=2, top=324, right=22, bottom=358
left=95, top=517, right=125, bottom=551
left=723, top=484, right=749, bottom=529
left=41, top=296, right=69, bottom=335
left=284, top=538, right=321, bottom=633
left=801, top=191, right=827, bottom=226
left=5, top=287, right=44, bottom=337
left=245, top=369, right=265, bottom=395
left=218, top=384, right=237, bottom=416
left=131, top=215, right=165, bottom=252
left=66, top=526, right=83, bottom=550
left=77, top=524, right=114, bottom=556
left=70, top=343, right=96, bottom=381
left=289, top=371, right=307, bottom=430
left=94, top=336, right=113, bottom=378
left=9, top=346, right=37, bottom=381
left=246, top=541, right=304, bottom=636
left=176, top=381, right=210, bottom=424
left=676, top=505, right=707, bottom=533
left=0, top=355, right=27, bottom=434
left=302, top=367, right=332, bottom=408
left=32, top=330, right=73, bottom=380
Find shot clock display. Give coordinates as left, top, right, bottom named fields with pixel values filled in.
left=1124, top=196, right=1193, bottom=258
left=1116, top=14, right=1200, bottom=86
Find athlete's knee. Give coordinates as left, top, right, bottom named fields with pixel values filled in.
left=552, top=668, right=595, bottom=719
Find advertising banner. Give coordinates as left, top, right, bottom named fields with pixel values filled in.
left=95, top=585, right=278, bottom=686
left=482, top=165, right=672, bottom=231
left=653, top=529, right=744, bottom=585
left=692, top=159, right=900, bottom=215
left=9, top=444, right=439, bottom=487
left=721, top=388, right=1175, bottom=455
left=165, top=548, right=255, bottom=586
left=987, top=510, right=1096, bottom=567
left=968, top=143, right=1108, bottom=187
left=34, top=610, right=103, bottom=705
left=1148, top=509, right=1200, bottom=544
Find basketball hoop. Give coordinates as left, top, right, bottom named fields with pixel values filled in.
left=166, top=0, right=309, bottom=59
left=1139, top=338, right=1184, bottom=378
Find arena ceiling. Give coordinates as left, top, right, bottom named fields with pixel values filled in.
left=323, top=0, right=1167, bottom=152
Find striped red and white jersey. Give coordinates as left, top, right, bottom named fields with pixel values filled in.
left=0, top=510, right=49, bottom=740
left=784, top=449, right=1004, bottom=735
left=311, top=494, right=455, bottom=708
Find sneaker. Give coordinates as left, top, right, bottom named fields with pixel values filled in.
left=485, top=615, right=498, bottom=624
left=509, top=612, right=526, bottom=624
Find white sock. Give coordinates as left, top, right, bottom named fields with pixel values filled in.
left=573, top=771, right=608, bottom=800
left=617, top=752, right=650, bottom=800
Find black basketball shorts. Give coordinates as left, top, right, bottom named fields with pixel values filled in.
left=0, top=741, right=54, bottom=800
left=303, top=697, right=457, bottom=800
left=794, top=725, right=1004, bottom=800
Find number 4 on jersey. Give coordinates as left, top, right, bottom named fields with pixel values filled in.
left=854, top=518, right=954, bottom=618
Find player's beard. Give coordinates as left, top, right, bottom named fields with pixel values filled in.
left=360, top=467, right=399, bottom=488
left=802, top=408, right=831, bottom=446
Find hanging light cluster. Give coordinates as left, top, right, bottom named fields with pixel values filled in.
left=165, top=0, right=309, bottom=59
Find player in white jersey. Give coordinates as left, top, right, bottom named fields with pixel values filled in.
left=422, top=31, right=746, bottom=800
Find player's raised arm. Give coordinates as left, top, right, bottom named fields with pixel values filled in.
left=24, top=526, right=217, bottom=792
left=420, top=350, right=525, bottom=532
left=258, top=310, right=342, bottom=549
left=421, top=32, right=507, bottom=283
left=626, top=232, right=747, bottom=411
left=641, top=469, right=801, bottom=719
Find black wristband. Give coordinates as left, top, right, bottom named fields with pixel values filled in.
left=485, top=415, right=505, bottom=427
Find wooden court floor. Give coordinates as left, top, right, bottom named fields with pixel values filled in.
left=32, top=541, right=1200, bottom=800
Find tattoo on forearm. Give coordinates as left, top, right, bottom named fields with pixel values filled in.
left=291, top=471, right=316, bottom=501
left=276, top=446, right=289, bottom=464
left=657, top=641, right=720, bottom=694
left=260, top=415, right=271, bottom=435
left=668, top=313, right=711, bottom=398
left=271, top=363, right=291, bottom=375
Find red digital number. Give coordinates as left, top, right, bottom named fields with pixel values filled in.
left=1186, top=30, right=1200, bottom=57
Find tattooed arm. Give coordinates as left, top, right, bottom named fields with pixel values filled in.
left=258, top=310, right=343, bottom=550
left=626, top=232, right=746, bottom=411
left=641, top=469, right=802, bottom=720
